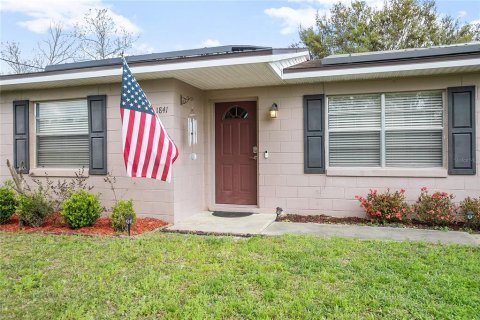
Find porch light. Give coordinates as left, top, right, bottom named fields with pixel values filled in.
left=125, top=214, right=133, bottom=236
left=269, top=103, right=279, bottom=118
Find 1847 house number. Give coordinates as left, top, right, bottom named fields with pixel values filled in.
left=156, top=106, right=169, bottom=114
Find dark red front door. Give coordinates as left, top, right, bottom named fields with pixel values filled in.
left=215, top=101, right=257, bottom=205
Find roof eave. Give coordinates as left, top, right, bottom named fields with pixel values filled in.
left=282, top=57, right=480, bottom=82
left=0, top=51, right=309, bottom=91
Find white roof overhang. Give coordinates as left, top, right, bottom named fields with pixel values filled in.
left=0, top=51, right=308, bottom=92
left=282, top=58, right=480, bottom=83
left=1, top=53, right=479, bottom=92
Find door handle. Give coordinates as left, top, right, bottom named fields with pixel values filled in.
left=250, top=155, right=258, bottom=160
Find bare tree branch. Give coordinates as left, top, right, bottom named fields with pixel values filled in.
left=74, top=8, right=138, bottom=60
left=0, top=42, right=43, bottom=74
left=37, top=22, right=78, bottom=66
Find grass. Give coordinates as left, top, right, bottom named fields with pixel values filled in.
left=1, top=232, right=479, bottom=319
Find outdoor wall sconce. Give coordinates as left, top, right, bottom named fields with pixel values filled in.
left=125, top=214, right=133, bottom=236
left=269, top=103, right=279, bottom=118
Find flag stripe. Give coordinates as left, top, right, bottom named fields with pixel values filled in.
left=123, top=109, right=134, bottom=169
left=151, top=128, right=165, bottom=178
left=131, top=112, right=147, bottom=176
left=141, top=115, right=156, bottom=177
left=161, top=141, right=173, bottom=181
left=126, top=111, right=141, bottom=176
left=146, top=121, right=161, bottom=178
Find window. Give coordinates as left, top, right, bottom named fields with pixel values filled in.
left=328, top=91, right=444, bottom=168
left=224, top=106, right=248, bottom=119
left=36, top=100, right=89, bottom=168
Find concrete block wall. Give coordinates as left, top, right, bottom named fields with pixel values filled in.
left=207, top=73, right=480, bottom=217
left=171, top=80, right=207, bottom=223
left=0, top=79, right=181, bottom=223
left=2, top=72, right=479, bottom=220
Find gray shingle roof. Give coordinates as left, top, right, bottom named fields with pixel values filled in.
left=44, top=45, right=273, bottom=72
left=321, top=42, right=480, bottom=65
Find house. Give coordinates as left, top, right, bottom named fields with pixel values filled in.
left=0, top=43, right=479, bottom=224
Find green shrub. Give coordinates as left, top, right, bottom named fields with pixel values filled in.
left=61, top=189, right=102, bottom=229
left=413, top=187, right=456, bottom=225
left=17, top=189, right=53, bottom=227
left=355, top=188, right=409, bottom=223
left=458, top=197, right=480, bottom=229
left=0, top=185, right=17, bottom=224
left=110, top=199, right=136, bottom=231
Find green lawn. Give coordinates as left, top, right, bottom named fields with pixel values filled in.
left=1, top=232, right=479, bottom=320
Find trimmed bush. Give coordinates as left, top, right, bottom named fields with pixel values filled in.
left=110, top=199, right=136, bottom=232
left=61, top=189, right=102, bottom=229
left=355, top=188, right=409, bottom=223
left=17, top=190, right=53, bottom=227
left=0, top=185, right=17, bottom=224
left=458, top=197, right=480, bottom=229
left=413, top=187, right=456, bottom=225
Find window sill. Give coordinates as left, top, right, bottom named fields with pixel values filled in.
left=326, top=167, right=447, bottom=178
left=29, top=168, right=89, bottom=178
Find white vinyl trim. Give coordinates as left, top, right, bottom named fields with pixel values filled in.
left=283, top=58, right=480, bottom=80
left=2, top=54, right=478, bottom=90
left=0, top=51, right=309, bottom=87
left=326, top=167, right=448, bottom=178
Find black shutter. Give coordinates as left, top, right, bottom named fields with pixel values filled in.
left=13, top=100, right=29, bottom=173
left=87, top=95, right=107, bottom=175
left=448, top=86, right=476, bottom=175
left=304, top=95, right=325, bottom=173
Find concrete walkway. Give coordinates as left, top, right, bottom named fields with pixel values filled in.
left=167, top=212, right=480, bottom=245
left=169, top=212, right=276, bottom=235
left=263, top=222, right=480, bottom=245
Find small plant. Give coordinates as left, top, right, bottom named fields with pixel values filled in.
left=355, top=189, right=409, bottom=223
left=413, top=187, right=456, bottom=225
left=458, top=197, right=480, bottom=229
left=61, top=189, right=102, bottom=229
left=17, top=188, right=53, bottom=227
left=110, top=199, right=136, bottom=232
left=0, top=184, right=17, bottom=224
left=44, top=168, right=94, bottom=212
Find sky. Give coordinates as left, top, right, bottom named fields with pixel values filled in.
left=1, top=0, right=479, bottom=64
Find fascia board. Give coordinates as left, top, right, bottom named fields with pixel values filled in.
left=282, top=58, right=480, bottom=80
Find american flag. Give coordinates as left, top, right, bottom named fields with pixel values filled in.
left=120, top=59, right=178, bottom=182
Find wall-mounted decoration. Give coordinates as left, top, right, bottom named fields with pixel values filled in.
left=187, top=108, right=198, bottom=160
left=181, top=95, right=194, bottom=105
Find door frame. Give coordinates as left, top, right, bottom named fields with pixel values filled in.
left=207, top=97, right=260, bottom=212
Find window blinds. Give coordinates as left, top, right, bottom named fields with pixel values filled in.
left=328, top=94, right=381, bottom=166
left=36, top=100, right=89, bottom=168
left=385, top=91, right=443, bottom=167
left=328, top=91, right=443, bottom=168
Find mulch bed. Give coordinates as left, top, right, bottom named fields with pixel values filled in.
left=0, top=213, right=168, bottom=236
left=278, top=214, right=479, bottom=232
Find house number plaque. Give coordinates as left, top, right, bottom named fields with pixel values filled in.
left=156, top=106, right=169, bottom=114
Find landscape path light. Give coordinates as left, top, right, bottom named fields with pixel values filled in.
left=125, top=214, right=133, bottom=236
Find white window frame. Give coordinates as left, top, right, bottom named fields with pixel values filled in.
left=325, top=90, right=446, bottom=176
